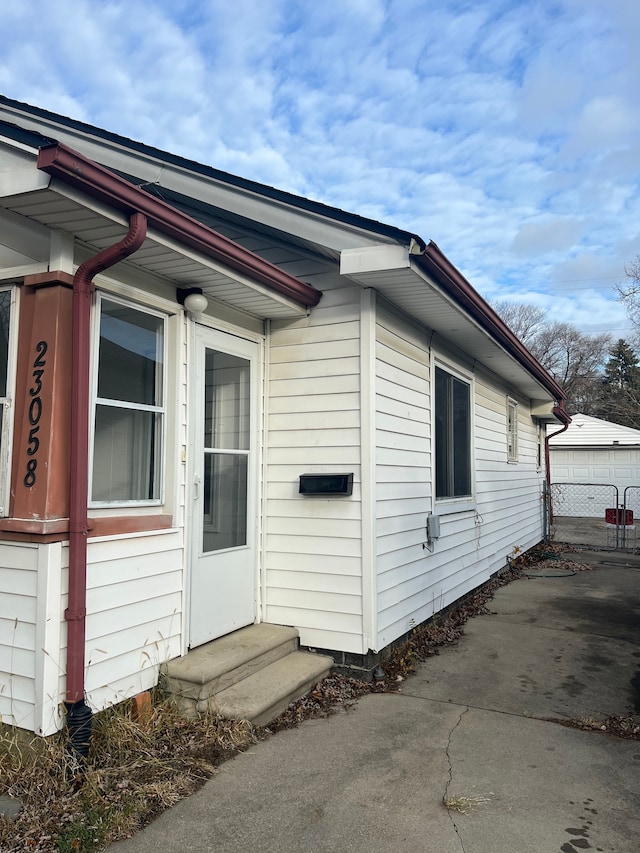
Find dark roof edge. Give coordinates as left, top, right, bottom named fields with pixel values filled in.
left=3, top=96, right=566, bottom=409
left=0, top=94, right=423, bottom=250
left=418, top=241, right=569, bottom=410
left=37, top=141, right=321, bottom=309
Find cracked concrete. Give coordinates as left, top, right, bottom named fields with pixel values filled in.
left=443, top=707, right=470, bottom=853
left=108, top=551, right=639, bottom=853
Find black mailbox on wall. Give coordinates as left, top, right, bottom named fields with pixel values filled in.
left=299, top=473, right=354, bottom=496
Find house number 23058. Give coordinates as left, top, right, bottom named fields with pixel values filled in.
left=23, top=340, right=48, bottom=488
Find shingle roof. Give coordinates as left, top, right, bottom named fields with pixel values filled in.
left=548, top=413, right=640, bottom=446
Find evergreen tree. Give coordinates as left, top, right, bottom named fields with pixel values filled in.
left=595, top=339, right=640, bottom=428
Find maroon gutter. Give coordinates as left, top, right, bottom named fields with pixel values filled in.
left=417, top=241, right=570, bottom=417
left=36, top=142, right=322, bottom=309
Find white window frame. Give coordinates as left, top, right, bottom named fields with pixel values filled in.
left=89, top=293, right=167, bottom=508
left=507, top=398, right=518, bottom=462
left=0, top=285, right=18, bottom=517
left=536, top=422, right=543, bottom=471
left=434, top=360, right=474, bottom=503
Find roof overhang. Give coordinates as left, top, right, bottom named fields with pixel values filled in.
left=0, top=137, right=321, bottom=319
left=0, top=100, right=568, bottom=416
left=341, top=242, right=567, bottom=409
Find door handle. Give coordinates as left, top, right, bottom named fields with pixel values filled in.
left=194, top=475, right=201, bottom=499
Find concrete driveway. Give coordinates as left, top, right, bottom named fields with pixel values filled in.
left=108, top=550, right=640, bottom=853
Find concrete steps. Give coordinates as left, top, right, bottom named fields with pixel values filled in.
left=164, top=624, right=333, bottom=726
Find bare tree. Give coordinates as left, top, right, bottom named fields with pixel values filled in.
left=616, top=255, right=640, bottom=337
left=492, top=300, right=548, bottom=348
left=493, top=300, right=611, bottom=413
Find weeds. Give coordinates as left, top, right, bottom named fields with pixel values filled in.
left=0, top=693, right=257, bottom=852
left=444, top=793, right=493, bottom=814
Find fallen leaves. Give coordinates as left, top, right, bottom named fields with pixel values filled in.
left=550, top=715, right=640, bottom=740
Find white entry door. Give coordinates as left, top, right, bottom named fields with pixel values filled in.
left=189, top=325, right=258, bottom=647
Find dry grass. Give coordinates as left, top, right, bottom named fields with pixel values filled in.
left=0, top=693, right=257, bottom=852
left=443, top=793, right=493, bottom=815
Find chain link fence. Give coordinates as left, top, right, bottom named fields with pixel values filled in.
left=549, top=482, right=635, bottom=550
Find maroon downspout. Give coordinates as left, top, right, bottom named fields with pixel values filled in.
left=65, top=212, right=147, bottom=709
left=545, top=404, right=571, bottom=526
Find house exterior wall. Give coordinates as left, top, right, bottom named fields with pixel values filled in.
left=264, top=281, right=366, bottom=653
left=0, top=531, right=183, bottom=736
left=373, top=305, right=546, bottom=650
left=0, top=126, right=559, bottom=732
left=0, top=215, right=267, bottom=732
left=0, top=541, right=40, bottom=731
left=82, top=530, right=183, bottom=720
left=374, top=305, right=431, bottom=650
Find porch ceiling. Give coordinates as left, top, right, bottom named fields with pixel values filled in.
left=0, top=185, right=309, bottom=319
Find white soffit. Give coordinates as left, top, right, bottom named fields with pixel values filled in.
left=342, top=254, right=556, bottom=402
left=0, top=182, right=308, bottom=319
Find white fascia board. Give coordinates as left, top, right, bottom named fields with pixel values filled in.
left=531, top=400, right=559, bottom=421
left=0, top=108, right=400, bottom=254
left=340, top=244, right=410, bottom=275
left=155, top=166, right=396, bottom=253
left=0, top=165, right=50, bottom=197
left=0, top=141, right=50, bottom=197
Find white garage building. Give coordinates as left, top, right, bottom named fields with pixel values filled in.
left=549, top=413, right=640, bottom=520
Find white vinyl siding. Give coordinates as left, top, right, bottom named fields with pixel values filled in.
left=82, top=530, right=183, bottom=712
left=474, top=376, right=543, bottom=551
left=374, top=307, right=431, bottom=649
left=0, top=542, right=39, bottom=732
left=374, top=317, right=546, bottom=649
left=265, top=285, right=364, bottom=653
left=0, top=531, right=183, bottom=736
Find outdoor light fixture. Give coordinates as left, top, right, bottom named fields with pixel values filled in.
left=177, top=287, right=208, bottom=317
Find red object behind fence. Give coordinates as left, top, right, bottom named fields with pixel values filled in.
left=605, top=508, right=634, bottom=526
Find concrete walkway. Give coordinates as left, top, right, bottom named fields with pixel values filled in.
left=108, top=551, right=640, bottom=853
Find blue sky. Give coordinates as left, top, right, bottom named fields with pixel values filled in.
left=1, top=0, right=639, bottom=337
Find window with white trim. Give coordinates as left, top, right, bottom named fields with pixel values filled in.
left=536, top=422, right=543, bottom=471
left=0, top=287, right=15, bottom=516
left=90, top=296, right=166, bottom=505
left=435, top=365, right=472, bottom=499
left=507, top=398, right=518, bottom=462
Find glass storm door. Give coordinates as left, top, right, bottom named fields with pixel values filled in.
left=189, top=326, right=258, bottom=647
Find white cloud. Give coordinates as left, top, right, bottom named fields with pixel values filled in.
left=0, top=0, right=638, bottom=341
left=511, top=218, right=586, bottom=257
